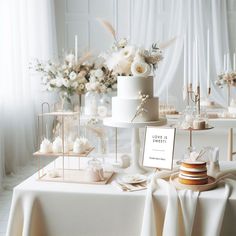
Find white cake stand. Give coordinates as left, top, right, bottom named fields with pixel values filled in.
left=103, top=117, right=167, bottom=173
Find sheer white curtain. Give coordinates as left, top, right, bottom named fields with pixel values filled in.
left=0, top=0, right=57, bottom=187
left=132, top=0, right=230, bottom=109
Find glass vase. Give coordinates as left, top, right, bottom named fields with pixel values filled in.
left=84, top=91, right=99, bottom=116
left=97, top=93, right=112, bottom=117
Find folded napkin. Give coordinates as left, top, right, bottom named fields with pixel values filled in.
left=112, top=180, right=147, bottom=192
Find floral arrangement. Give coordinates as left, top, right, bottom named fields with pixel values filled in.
left=215, top=72, right=236, bottom=88
left=30, top=53, right=93, bottom=101
left=97, top=19, right=163, bottom=76
left=85, top=65, right=117, bottom=93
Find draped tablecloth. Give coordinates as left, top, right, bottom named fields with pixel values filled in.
left=6, top=158, right=236, bottom=236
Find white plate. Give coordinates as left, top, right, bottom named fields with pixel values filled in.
left=120, top=174, right=147, bottom=184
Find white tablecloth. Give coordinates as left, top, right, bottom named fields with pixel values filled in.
left=6, top=158, right=236, bottom=236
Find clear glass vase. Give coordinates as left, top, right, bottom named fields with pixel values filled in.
left=97, top=93, right=112, bottom=117
left=84, top=91, right=99, bottom=116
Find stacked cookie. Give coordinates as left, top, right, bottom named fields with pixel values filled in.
left=179, top=161, right=208, bottom=185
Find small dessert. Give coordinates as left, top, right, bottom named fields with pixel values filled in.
left=193, top=119, right=205, bottom=129
left=40, top=138, right=52, bottom=153
left=179, top=161, right=208, bottom=185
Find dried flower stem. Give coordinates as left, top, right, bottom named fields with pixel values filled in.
left=131, top=92, right=149, bottom=122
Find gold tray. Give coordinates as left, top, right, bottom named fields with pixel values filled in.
left=38, top=168, right=114, bottom=185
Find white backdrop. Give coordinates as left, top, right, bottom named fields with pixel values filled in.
left=0, top=0, right=57, bottom=189
left=132, top=0, right=232, bottom=109
left=55, top=0, right=236, bottom=109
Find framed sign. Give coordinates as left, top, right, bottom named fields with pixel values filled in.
left=142, top=127, right=176, bottom=170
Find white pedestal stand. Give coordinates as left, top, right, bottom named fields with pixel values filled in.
left=103, top=118, right=167, bottom=174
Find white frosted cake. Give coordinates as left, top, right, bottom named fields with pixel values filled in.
left=112, top=76, right=159, bottom=122
left=228, top=99, right=236, bottom=114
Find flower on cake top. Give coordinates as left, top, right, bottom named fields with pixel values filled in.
left=100, top=39, right=163, bottom=77
left=97, top=19, right=163, bottom=77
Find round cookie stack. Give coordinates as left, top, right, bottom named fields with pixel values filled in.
left=179, top=161, right=208, bottom=185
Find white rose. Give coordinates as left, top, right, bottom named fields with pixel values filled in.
left=62, top=78, right=70, bottom=88
left=94, top=69, right=104, bottom=78
left=85, top=83, right=91, bottom=91
left=112, top=83, right=117, bottom=89
left=50, top=79, right=57, bottom=85
left=65, top=54, right=75, bottom=63
left=90, top=82, right=100, bottom=91
left=131, top=61, right=151, bottom=76
left=114, top=58, right=132, bottom=75
left=106, top=51, right=122, bottom=70
left=72, top=81, right=78, bottom=89
left=55, top=78, right=63, bottom=87
left=120, top=46, right=135, bottom=60
left=90, top=75, right=96, bottom=83
left=69, top=71, right=77, bottom=81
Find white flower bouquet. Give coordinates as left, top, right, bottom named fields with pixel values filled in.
left=97, top=19, right=163, bottom=77
left=31, top=53, right=93, bottom=102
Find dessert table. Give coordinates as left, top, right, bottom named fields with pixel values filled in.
left=6, top=157, right=236, bottom=236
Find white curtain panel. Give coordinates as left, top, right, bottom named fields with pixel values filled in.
left=0, top=0, right=57, bottom=183
left=132, top=0, right=230, bottom=109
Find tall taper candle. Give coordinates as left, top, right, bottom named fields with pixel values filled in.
left=75, top=35, right=78, bottom=63
left=207, top=29, right=210, bottom=93
left=227, top=52, right=230, bottom=72
left=183, top=34, right=187, bottom=100
left=224, top=54, right=226, bottom=72
left=195, top=37, right=199, bottom=91
left=233, top=53, right=236, bottom=71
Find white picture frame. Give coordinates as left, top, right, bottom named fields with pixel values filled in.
left=142, top=127, right=176, bottom=170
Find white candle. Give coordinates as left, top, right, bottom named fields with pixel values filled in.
left=227, top=52, right=230, bottom=72
left=195, top=37, right=199, bottom=90
left=233, top=53, right=236, bottom=71
left=183, top=34, right=187, bottom=100
left=207, top=29, right=210, bottom=90
left=184, top=34, right=187, bottom=88
left=75, top=35, right=78, bottom=63
left=188, top=34, right=192, bottom=86
left=223, top=54, right=226, bottom=72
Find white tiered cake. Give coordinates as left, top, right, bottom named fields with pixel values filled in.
left=112, top=76, right=159, bottom=122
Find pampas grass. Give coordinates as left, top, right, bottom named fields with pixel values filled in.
left=97, top=18, right=116, bottom=40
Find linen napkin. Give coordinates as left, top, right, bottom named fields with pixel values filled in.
left=141, top=169, right=178, bottom=236
left=141, top=168, right=236, bottom=236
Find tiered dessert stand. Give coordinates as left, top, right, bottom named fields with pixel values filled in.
left=34, top=104, right=95, bottom=183
left=104, top=117, right=166, bottom=173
